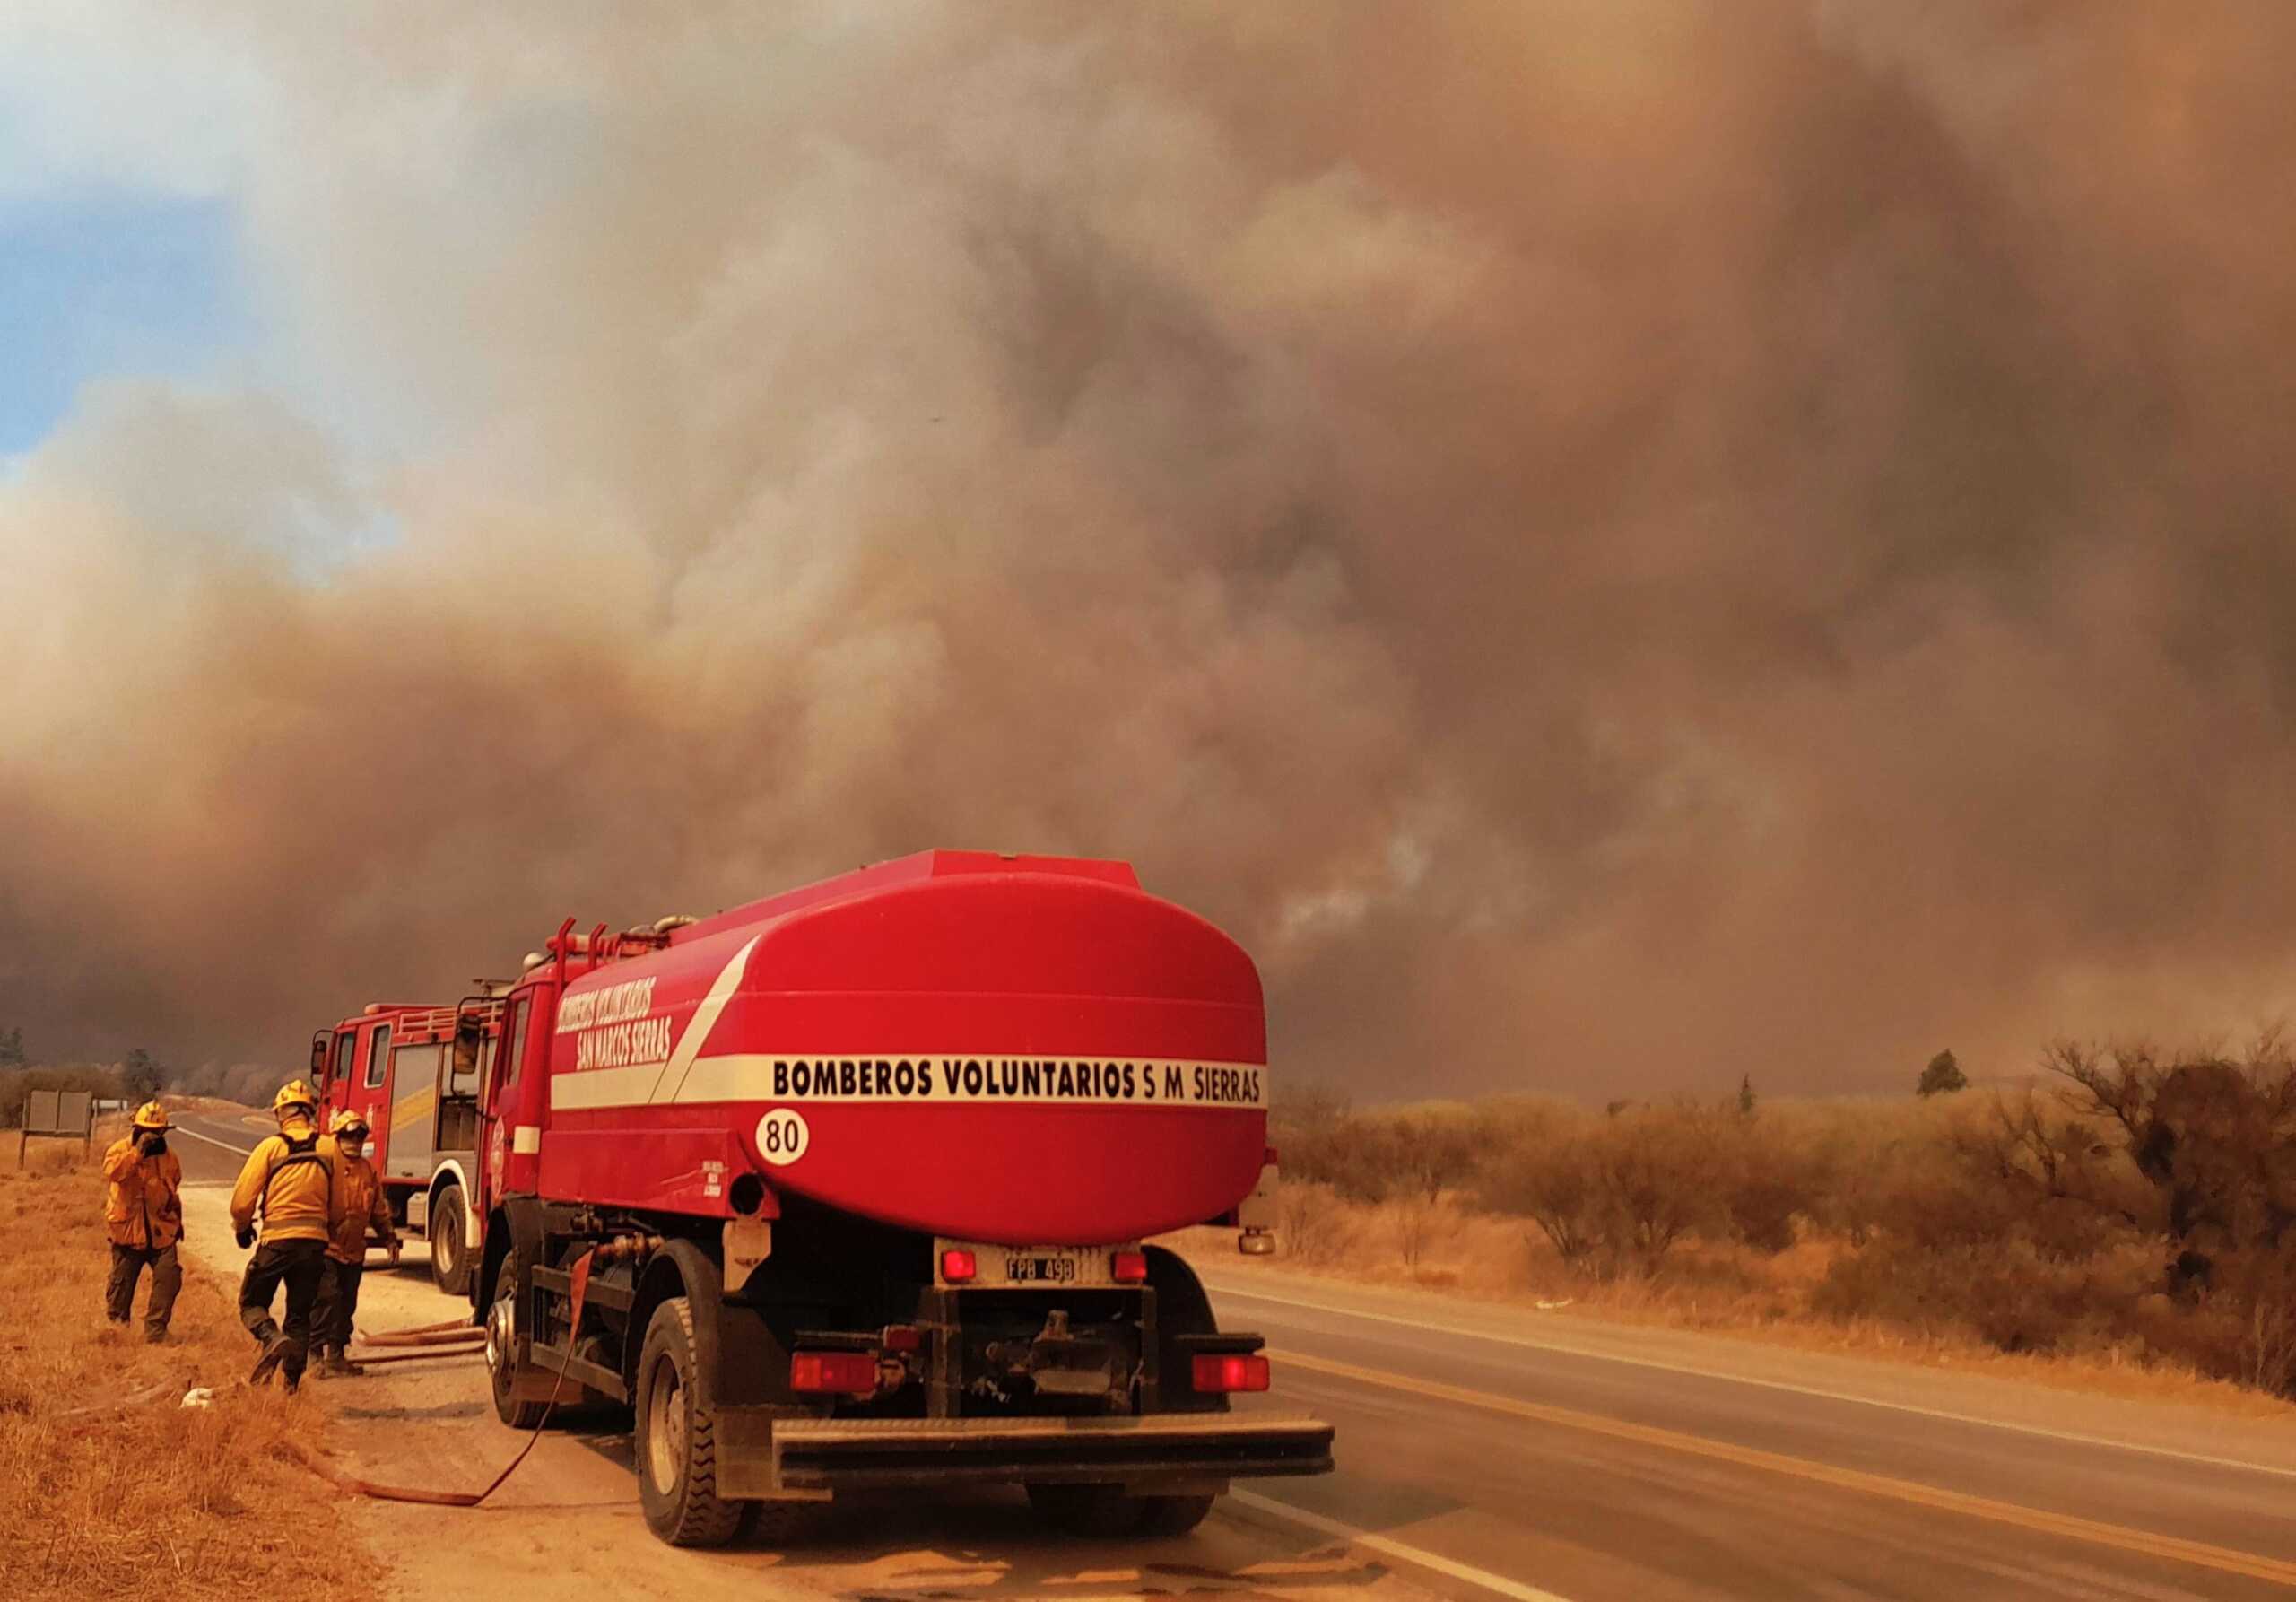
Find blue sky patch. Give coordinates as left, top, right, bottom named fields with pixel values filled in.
left=0, top=189, right=250, bottom=455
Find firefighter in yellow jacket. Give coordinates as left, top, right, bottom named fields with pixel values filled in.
left=229, top=1080, right=338, bottom=1391
left=312, top=1109, right=398, bottom=1378
left=102, top=1102, right=185, bottom=1342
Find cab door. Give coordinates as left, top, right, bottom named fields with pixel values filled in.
left=479, top=988, right=539, bottom=1208
left=384, top=1035, right=442, bottom=1184
left=309, top=1030, right=335, bottom=1121
left=328, top=1024, right=364, bottom=1126
left=359, top=1021, right=394, bottom=1162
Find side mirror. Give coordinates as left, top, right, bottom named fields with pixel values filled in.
left=309, top=1030, right=335, bottom=1078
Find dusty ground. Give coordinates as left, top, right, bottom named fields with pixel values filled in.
left=172, top=1180, right=1430, bottom=1602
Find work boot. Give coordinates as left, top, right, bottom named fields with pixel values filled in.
left=248, top=1335, right=291, bottom=1387
left=144, top=1327, right=169, bottom=1345
left=320, top=1353, right=364, bottom=1379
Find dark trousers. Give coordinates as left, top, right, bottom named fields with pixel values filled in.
left=106, top=1243, right=181, bottom=1334
left=314, top=1257, right=365, bottom=1355
left=239, top=1239, right=327, bottom=1380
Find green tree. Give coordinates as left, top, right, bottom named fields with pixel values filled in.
left=1917, top=1049, right=1967, bottom=1097
left=0, top=1027, right=24, bottom=1068
left=1736, top=1074, right=1757, bottom=1118
left=121, top=1047, right=166, bottom=1103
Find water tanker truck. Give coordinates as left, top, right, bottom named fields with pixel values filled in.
left=314, top=850, right=1333, bottom=1545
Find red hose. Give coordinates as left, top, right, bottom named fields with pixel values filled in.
left=289, top=1249, right=595, bottom=1509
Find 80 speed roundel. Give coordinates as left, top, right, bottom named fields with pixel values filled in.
left=754, top=1107, right=811, bottom=1167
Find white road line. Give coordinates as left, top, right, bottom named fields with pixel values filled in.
left=1206, top=1279, right=2296, bottom=1483
left=169, top=1123, right=258, bottom=1157
left=1228, top=1489, right=1578, bottom=1602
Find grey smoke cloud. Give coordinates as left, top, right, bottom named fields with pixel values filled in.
left=3, top=3, right=2292, bottom=1098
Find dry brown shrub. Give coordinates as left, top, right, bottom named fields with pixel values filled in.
left=2142, top=1248, right=2296, bottom=1397
left=1273, top=1179, right=1354, bottom=1267
left=1393, top=1195, right=1456, bottom=1271
left=1479, top=1103, right=1721, bottom=1279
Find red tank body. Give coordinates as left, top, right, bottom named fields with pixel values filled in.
left=535, top=850, right=1269, bottom=1244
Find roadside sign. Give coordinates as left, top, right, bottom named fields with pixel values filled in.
left=16, top=1088, right=96, bottom=1166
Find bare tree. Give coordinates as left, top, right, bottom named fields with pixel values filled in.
left=2043, top=1036, right=2296, bottom=1294
left=1503, top=1145, right=1605, bottom=1268
left=1596, top=1108, right=1718, bottom=1274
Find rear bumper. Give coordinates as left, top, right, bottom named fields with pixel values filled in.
left=727, top=1411, right=1334, bottom=1495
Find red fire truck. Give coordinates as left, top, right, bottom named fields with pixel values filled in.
left=311, top=997, right=506, bottom=1294
left=317, top=850, right=1327, bottom=1545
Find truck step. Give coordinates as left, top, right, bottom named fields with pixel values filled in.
left=759, top=1412, right=1334, bottom=1492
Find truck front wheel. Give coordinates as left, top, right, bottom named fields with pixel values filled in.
left=635, top=1296, right=744, bottom=1547
left=430, top=1183, right=471, bottom=1295
left=487, top=1247, right=549, bottom=1430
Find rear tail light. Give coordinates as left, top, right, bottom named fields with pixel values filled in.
left=881, top=1324, right=921, bottom=1353
left=1191, top=1353, right=1271, bottom=1393
left=940, top=1248, right=978, bottom=1284
left=790, top=1351, right=879, bottom=1395
left=1111, top=1249, right=1149, bottom=1284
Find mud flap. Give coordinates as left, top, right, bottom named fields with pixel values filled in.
left=714, top=1406, right=836, bottom=1501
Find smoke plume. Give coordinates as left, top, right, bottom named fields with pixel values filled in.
left=4, top=3, right=2293, bottom=1099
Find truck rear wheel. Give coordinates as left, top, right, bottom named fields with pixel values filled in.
left=635, top=1296, right=744, bottom=1547
left=1136, top=1493, right=1217, bottom=1537
left=1024, top=1484, right=1217, bottom=1537
left=430, top=1184, right=471, bottom=1295
left=1026, top=1483, right=1138, bottom=1537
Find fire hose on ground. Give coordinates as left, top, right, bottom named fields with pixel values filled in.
left=282, top=1249, right=595, bottom=1509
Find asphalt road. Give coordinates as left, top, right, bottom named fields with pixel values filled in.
left=172, top=1111, right=2296, bottom=1599
left=168, top=1108, right=286, bottom=1183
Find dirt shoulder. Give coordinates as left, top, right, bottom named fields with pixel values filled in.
left=0, top=1152, right=375, bottom=1602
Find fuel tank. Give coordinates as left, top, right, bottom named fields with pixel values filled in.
left=539, top=852, right=1268, bottom=1244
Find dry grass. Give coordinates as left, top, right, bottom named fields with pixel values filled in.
left=1175, top=1182, right=2296, bottom=1425
left=0, top=1136, right=375, bottom=1601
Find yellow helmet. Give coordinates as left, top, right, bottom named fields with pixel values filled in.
left=329, top=1109, right=370, bottom=1137
left=131, top=1101, right=170, bottom=1131
left=273, top=1079, right=320, bottom=1115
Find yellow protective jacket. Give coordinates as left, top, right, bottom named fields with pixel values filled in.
left=230, top=1122, right=339, bottom=1244
left=326, top=1152, right=397, bottom=1265
left=101, top=1138, right=184, bottom=1250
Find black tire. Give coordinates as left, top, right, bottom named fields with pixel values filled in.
left=1136, top=1493, right=1217, bottom=1537
left=430, top=1185, right=472, bottom=1296
left=635, top=1296, right=744, bottom=1547
left=1025, top=1483, right=1146, bottom=1538
left=738, top=1499, right=820, bottom=1546
left=487, top=1247, right=549, bottom=1430
left=1144, top=1247, right=1229, bottom=1414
